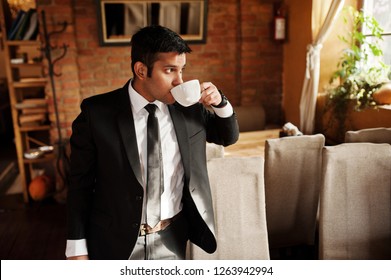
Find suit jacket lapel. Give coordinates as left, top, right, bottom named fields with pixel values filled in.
left=168, top=104, right=191, bottom=185
left=116, top=82, right=143, bottom=187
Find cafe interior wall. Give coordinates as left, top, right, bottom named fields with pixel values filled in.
left=26, top=0, right=284, bottom=142
left=1, top=0, right=361, bottom=142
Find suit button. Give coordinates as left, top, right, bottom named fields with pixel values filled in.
left=132, top=223, right=139, bottom=228
left=135, top=195, right=142, bottom=201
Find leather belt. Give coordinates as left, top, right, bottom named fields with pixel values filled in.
left=139, top=212, right=182, bottom=236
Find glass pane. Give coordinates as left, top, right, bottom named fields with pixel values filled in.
left=363, top=0, right=391, bottom=70
left=363, top=0, right=391, bottom=33
left=379, top=35, right=391, bottom=65
left=366, top=35, right=391, bottom=66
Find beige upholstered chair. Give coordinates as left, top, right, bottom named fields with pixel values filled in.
left=264, top=134, right=325, bottom=249
left=189, top=156, right=270, bottom=260
left=319, top=143, right=391, bottom=259
left=206, top=143, right=224, bottom=161
left=345, top=127, right=391, bottom=144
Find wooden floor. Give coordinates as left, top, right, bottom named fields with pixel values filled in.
left=0, top=193, right=66, bottom=260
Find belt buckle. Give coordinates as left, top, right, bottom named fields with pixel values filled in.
left=139, top=224, right=149, bottom=236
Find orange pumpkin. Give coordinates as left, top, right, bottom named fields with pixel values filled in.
left=373, top=83, right=391, bottom=105
left=28, top=174, right=54, bottom=201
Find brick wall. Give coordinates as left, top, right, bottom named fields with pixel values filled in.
left=37, top=0, right=283, bottom=142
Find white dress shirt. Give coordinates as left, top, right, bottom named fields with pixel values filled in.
left=129, top=83, right=184, bottom=222
left=66, top=82, right=233, bottom=258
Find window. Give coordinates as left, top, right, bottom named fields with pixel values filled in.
left=362, top=0, right=391, bottom=65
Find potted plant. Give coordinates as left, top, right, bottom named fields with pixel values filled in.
left=324, top=6, right=391, bottom=140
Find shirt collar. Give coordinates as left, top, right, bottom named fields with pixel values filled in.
left=128, top=80, right=165, bottom=114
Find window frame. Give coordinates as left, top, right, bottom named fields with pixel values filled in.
left=361, top=0, right=391, bottom=65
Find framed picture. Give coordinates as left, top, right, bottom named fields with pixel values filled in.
left=96, top=0, right=208, bottom=46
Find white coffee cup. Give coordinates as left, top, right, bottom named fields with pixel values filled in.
left=170, top=79, right=201, bottom=107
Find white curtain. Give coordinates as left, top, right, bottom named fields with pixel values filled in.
left=299, top=0, right=345, bottom=135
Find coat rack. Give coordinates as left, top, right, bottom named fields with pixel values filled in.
left=40, top=10, right=70, bottom=194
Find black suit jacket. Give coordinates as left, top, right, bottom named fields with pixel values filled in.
left=67, top=81, right=239, bottom=259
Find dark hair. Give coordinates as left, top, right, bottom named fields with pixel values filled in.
left=130, top=25, right=192, bottom=77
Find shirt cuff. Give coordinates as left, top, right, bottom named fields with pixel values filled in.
left=211, top=101, right=234, bottom=118
left=66, top=239, right=88, bottom=258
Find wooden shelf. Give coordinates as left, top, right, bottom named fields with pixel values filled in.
left=19, top=124, right=51, bottom=132
left=1, top=0, right=52, bottom=203
left=5, top=40, right=41, bottom=47
left=10, top=62, right=43, bottom=68
left=23, top=152, right=55, bottom=164
left=13, top=79, right=47, bottom=88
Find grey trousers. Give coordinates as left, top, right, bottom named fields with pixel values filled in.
left=129, top=213, right=189, bottom=260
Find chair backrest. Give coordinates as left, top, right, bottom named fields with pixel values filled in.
left=345, top=127, right=391, bottom=144
left=206, top=143, right=224, bottom=161
left=319, top=143, right=391, bottom=259
left=264, top=134, right=325, bottom=248
left=189, top=156, right=270, bottom=260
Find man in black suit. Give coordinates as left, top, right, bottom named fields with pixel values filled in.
left=66, top=25, right=239, bottom=260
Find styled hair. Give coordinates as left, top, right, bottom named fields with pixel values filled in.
left=130, top=25, right=192, bottom=77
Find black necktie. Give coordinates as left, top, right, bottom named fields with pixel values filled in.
left=145, top=104, right=163, bottom=227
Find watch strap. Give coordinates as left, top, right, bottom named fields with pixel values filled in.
left=212, top=90, right=228, bottom=108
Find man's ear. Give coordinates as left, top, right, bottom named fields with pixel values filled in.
left=134, top=62, right=147, bottom=80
